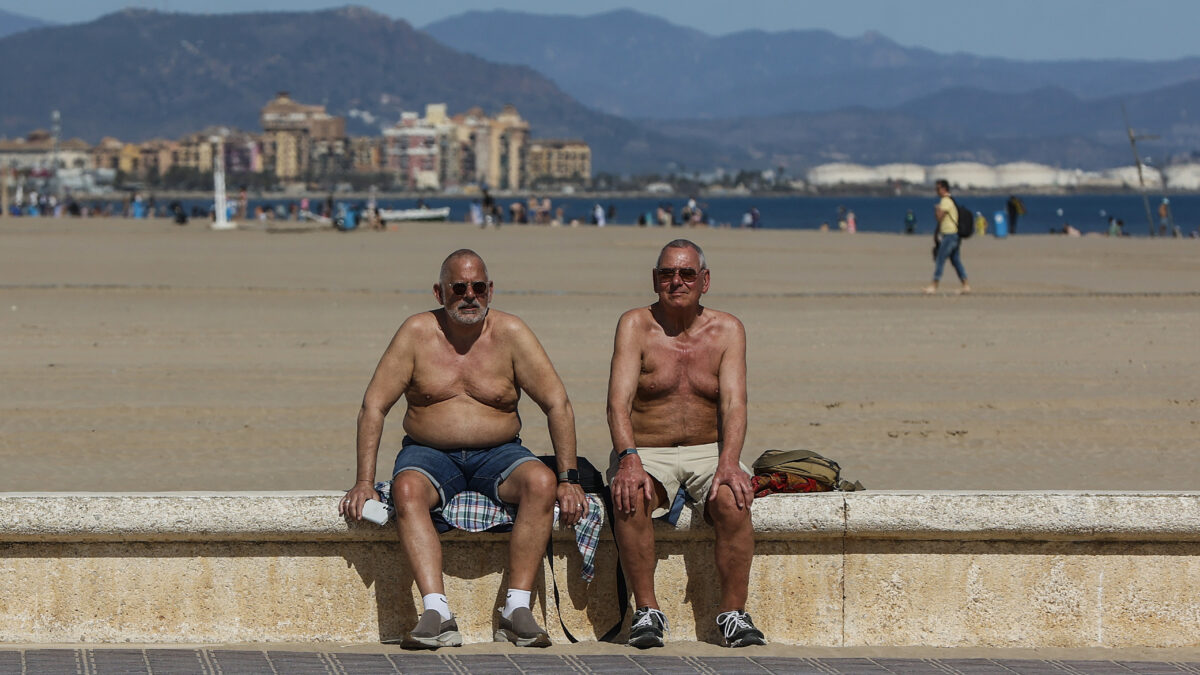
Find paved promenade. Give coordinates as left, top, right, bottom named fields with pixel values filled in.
left=2, top=649, right=1200, bottom=674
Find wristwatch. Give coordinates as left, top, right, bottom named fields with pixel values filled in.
left=617, top=447, right=639, bottom=460
left=557, top=469, right=580, bottom=484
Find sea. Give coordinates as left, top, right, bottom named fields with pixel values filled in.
left=120, top=193, right=1200, bottom=237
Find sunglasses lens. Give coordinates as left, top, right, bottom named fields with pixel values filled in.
left=450, top=281, right=488, bottom=295
left=678, top=268, right=698, bottom=282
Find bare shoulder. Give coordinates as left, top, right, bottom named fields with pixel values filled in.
left=616, top=306, right=655, bottom=331
left=395, top=310, right=440, bottom=340
left=703, top=307, right=745, bottom=335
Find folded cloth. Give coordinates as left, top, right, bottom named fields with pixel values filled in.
left=373, top=482, right=604, bottom=582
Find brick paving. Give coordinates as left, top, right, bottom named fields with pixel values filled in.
left=0, top=650, right=1198, bottom=674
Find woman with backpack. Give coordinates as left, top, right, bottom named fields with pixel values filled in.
left=924, top=179, right=971, bottom=295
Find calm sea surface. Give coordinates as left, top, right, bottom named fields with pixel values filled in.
left=114, top=193, right=1200, bottom=237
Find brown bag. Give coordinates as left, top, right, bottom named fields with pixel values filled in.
left=751, top=449, right=864, bottom=492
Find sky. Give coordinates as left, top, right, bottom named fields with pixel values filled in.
left=4, top=0, right=1200, bottom=62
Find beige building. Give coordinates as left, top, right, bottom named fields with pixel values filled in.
left=0, top=130, right=91, bottom=172
left=526, top=139, right=591, bottom=184
left=260, top=92, right=346, bottom=180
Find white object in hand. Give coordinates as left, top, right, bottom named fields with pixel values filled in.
left=361, top=499, right=391, bottom=525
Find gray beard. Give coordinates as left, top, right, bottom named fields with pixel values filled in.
left=448, top=304, right=487, bottom=326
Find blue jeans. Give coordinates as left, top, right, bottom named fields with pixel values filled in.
left=933, top=233, right=967, bottom=283
left=392, top=436, right=538, bottom=510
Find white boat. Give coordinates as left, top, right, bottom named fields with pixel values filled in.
left=379, top=206, right=451, bottom=222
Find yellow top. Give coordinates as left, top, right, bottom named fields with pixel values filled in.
left=937, top=196, right=958, bottom=235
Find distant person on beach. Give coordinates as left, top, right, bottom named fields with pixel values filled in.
left=924, top=179, right=970, bottom=295
left=1006, top=195, right=1025, bottom=235
left=606, top=239, right=766, bottom=650
left=904, top=209, right=917, bottom=234
left=339, top=249, right=586, bottom=649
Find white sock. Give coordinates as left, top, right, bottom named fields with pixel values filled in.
left=501, top=588, right=531, bottom=619
left=422, top=593, right=451, bottom=622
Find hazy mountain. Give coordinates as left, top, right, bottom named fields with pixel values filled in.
left=0, top=7, right=745, bottom=173
left=424, top=9, right=1200, bottom=120
left=639, top=79, right=1200, bottom=170
left=0, top=8, right=51, bottom=38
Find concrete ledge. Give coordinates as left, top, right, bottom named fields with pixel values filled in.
left=2, top=491, right=1200, bottom=647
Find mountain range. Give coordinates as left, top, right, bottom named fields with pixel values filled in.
left=1, top=6, right=1198, bottom=173
left=424, top=9, right=1200, bottom=121
left=0, top=8, right=50, bottom=38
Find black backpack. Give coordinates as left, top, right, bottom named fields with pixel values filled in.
left=953, top=199, right=974, bottom=238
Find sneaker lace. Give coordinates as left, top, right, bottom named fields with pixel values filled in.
left=716, top=610, right=753, bottom=640
left=632, top=608, right=668, bottom=634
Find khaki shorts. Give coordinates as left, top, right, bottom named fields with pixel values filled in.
left=607, top=442, right=752, bottom=519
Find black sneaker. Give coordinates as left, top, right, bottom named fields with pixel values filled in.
left=627, top=606, right=668, bottom=649
left=494, top=606, right=551, bottom=647
left=400, top=609, right=462, bottom=649
left=716, top=609, right=766, bottom=647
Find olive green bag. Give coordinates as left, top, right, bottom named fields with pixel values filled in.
left=751, top=449, right=865, bottom=492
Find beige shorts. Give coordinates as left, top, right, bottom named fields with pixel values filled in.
left=607, top=442, right=751, bottom=519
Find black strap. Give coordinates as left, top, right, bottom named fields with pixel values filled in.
left=543, top=489, right=628, bottom=643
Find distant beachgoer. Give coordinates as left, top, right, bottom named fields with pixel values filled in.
left=904, top=209, right=917, bottom=234
left=750, top=207, right=760, bottom=229
left=1107, top=217, right=1120, bottom=237
left=974, top=212, right=987, bottom=237
left=741, top=210, right=753, bottom=228
left=1158, top=198, right=1172, bottom=237
left=846, top=210, right=857, bottom=234
left=924, top=179, right=969, bottom=295
left=593, top=203, right=606, bottom=226
left=1006, top=195, right=1025, bottom=235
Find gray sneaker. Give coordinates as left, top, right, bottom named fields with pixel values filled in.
left=494, top=606, right=551, bottom=647
left=400, top=609, right=462, bottom=650
left=627, top=606, right=668, bottom=649
left=716, top=609, right=766, bottom=648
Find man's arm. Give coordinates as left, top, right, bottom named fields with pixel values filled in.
left=606, top=310, right=656, bottom=514
left=340, top=322, right=415, bottom=521
left=508, top=318, right=586, bottom=526
left=708, top=315, right=753, bottom=509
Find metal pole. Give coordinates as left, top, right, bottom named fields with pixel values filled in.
left=1123, top=104, right=1158, bottom=237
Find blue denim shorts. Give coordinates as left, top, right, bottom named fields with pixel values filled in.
left=392, top=436, right=538, bottom=510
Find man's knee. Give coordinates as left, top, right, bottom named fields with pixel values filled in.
left=706, top=485, right=752, bottom=528
left=392, top=470, right=438, bottom=511
left=502, top=460, right=556, bottom=505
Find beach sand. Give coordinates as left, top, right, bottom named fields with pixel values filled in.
left=1, top=216, right=1197, bottom=492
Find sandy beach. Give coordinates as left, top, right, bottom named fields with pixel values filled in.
left=1, top=217, right=1197, bottom=492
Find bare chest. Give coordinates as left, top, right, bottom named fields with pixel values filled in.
left=408, top=339, right=518, bottom=409
left=637, top=334, right=722, bottom=401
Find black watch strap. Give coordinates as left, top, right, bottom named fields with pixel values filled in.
left=617, top=447, right=639, bottom=460
left=557, top=469, right=580, bottom=484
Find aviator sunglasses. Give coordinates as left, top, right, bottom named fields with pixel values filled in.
left=449, top=281, right=490, bottom=296
left=655, top=267, right=701, bottom=283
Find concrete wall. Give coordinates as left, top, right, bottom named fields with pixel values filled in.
left=2, top=492, right=1200, bottom=647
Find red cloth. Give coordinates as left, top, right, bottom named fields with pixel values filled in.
left=752, top=471, right=829, bottom=498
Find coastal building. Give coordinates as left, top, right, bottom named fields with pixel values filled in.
left=873, top=163, right=926, bottom=185
left=805, top=163, right=876, bottom=187
left=1163, top=163, right=1200, bottom=190
left=259, top=91, right=346, bottom=180
left=993, top=162, right=1059, bottom=188
left=383, top=109, right=442, bottom=190
left=526, top=139, right=591, bottom=185
left=0, top=130, right=91, bottom=172
left=930, top=162, right=997, bottom=189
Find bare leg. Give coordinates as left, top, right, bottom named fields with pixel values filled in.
left=497, top=461, right=557, bottom=591
left=705, top=485, right=754, bottom=611
left=392, top=470, right=443, bottom=595
left=613, top=481, right=668, bottom=609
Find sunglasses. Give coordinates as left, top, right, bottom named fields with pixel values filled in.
left=448, top=281, right=489, bottom=296
left=655, top=267, right=701, bottom=283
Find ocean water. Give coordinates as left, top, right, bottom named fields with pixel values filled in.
left=106, top=193, right=1200, bottom=237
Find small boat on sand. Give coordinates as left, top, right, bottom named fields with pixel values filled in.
left=379, top=206, right=451, bottom=223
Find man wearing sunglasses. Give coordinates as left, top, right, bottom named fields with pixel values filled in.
left=606, top=239, right=766, bottom=649
left=340, top=249, right=586, bottom=649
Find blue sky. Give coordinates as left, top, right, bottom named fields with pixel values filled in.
left=6, top=0, right=1200, bottom=61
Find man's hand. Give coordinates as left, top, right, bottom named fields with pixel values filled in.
left=708, top=463, right=754, bottom=510
left=555, top=482, right=588, bottom=527
left=611, top=456, right=655, bottom=515
left=339, top=480, right=379, bottom=521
